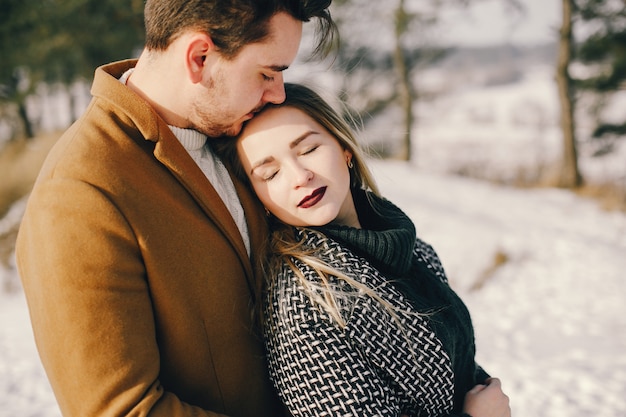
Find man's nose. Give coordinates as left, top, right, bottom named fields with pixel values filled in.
left=263, top=73, right=286, bottom=104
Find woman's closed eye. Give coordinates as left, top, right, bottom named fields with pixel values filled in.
left=261, top=170, right=279, bottom=182
left=300, top=145, right=319, bottom=156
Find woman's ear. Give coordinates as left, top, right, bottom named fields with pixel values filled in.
left=344, top=150, right=354, bottom=168
left=186, top=33, right=215, bottom=84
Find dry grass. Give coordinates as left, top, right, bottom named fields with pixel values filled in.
left=576, top=181, right=626, bottom=212
left=0, top=132, right=59, bottom=292
left=0, top=132, right=60, bottom=217
left=470, top=249, right=510, bottom=292
left=454, top=160, right=626, bottom=213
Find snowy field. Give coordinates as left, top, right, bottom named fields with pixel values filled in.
left=1, top=66, right=626, bottom=417
left=1, top=161, right=625, bottom=417
left=371, top=161, right=626, bottom=417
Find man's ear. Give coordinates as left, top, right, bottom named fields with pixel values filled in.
left=186, top=33, right=215, bottom=84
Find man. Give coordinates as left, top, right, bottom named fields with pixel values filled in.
left=16, top=1, right=337, bottom=416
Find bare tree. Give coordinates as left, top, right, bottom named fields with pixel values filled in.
left=556, top=0, right=583, bottom=187
left=327, top=0, right=448, bottom=161
left=393, top=0, right=413, bottom=161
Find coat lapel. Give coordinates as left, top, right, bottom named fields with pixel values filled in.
left=232, top=172, right=269, bottom=303
left=153, top=129, right=255, bottom=287
left=95, top=59, right=258, bottom=295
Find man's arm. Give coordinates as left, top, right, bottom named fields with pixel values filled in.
left=17, top=179, right=226, bottom=417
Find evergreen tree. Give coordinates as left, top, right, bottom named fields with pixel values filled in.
left=0, top=0, right=144, bottom=139
left=0, top=0, right=45, bottom=138
left=574, top=0, right=626, bottom=146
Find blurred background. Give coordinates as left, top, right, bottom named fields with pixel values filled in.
left=2, top=0, right=625, bottom=219
left=1, top=0, right=625, bottom=416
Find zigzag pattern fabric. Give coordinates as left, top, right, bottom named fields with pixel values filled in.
left=264, top=228, right=456, bottom=417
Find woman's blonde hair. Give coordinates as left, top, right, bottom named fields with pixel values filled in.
left=215, top=83, right=410, bottom=328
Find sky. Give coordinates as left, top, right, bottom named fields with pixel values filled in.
left=439, top=0, right=562, bottom=46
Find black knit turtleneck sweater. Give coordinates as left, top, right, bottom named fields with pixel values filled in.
left=315, top=189, right=488, bottom=412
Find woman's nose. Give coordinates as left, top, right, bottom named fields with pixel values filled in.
left=292, top=164, right=313, bottom=187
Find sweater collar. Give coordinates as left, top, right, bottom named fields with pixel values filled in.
left=169, top=126, right=207, bottom=151
left=315, top=189, right=416, bottom=277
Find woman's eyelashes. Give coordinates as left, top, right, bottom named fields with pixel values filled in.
left=300, top=145, right=319, bottom=156
left=257, top=143, right=321, bottom=182
left=263, top=170, right=279, bottom=182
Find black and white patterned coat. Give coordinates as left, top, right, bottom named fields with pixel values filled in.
left=263, top=228, right=462, bottom=417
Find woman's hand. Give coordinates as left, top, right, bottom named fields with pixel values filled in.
left=463, top=377, right=511, bottom=417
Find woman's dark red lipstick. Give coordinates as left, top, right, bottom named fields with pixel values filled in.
left=298, top=187, right=327, bottom=208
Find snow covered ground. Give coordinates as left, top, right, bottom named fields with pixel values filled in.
left=1, top=65, right=625, bottom=417
left=371, top=161, right=626, bottom=417
left=1, top=159, right=625, bottom=417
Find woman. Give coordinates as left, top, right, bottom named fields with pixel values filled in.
left=216, top=83, right=511, bottom=417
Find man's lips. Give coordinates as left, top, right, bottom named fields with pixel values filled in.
left=298, top=187, right=327, bottom=208
left=247, top=104, right=265, bottom=119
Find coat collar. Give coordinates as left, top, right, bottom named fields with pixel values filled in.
left=92, top=60, right=266, bottom=299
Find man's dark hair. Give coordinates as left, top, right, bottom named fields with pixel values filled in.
left=144, top=0, right=337, bottom=60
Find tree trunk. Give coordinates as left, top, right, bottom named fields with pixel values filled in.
left=556, top=0, right=582, bottom=188
left=393, top=0, right=413, bottom=162
left=17, top=100, right=34, bottom=139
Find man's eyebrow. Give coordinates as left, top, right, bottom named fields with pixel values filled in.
left=264, top=64, right=289, bottom=72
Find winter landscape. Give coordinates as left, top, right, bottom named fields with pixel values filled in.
left=2, top=1, right=626, bottom=416
left=2, top=60, right=626, bottom=416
